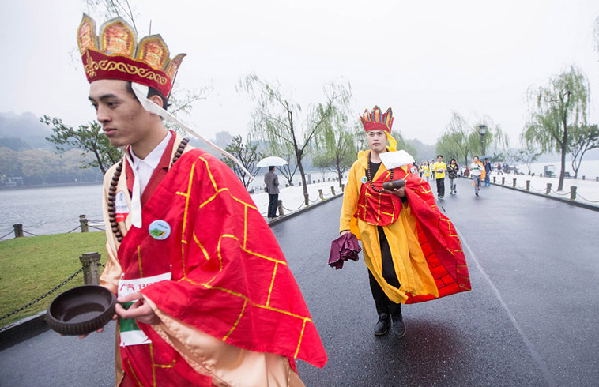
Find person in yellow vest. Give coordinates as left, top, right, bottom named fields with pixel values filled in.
left=421, top=161, right=430, bottom=181
left=433, top=155, right=446, bottom=199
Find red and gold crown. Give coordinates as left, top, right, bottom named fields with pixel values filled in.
left=77, top=14, right=185, bottom=97
left=360, top=106, right=394, bottom=133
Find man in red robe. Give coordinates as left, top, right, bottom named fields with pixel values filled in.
left=77, top=15, right=326, bottom=386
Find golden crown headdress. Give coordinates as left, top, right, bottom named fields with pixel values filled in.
left=77, top=14, right=185, bottom=97
left=360, top=106, right=394, bottom=133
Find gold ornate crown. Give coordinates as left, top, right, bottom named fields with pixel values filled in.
left=77, top=14, right=185, bottom=97
left=360, top=106, right=394, bottom=133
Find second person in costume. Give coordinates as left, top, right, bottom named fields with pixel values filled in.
left=339, top=106, right=471, bottom=338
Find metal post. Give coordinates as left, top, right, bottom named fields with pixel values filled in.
left=513, top=178, right=517, bottom=188
left=546, top=183, right=552, bottom=195
left=582, top=175, right=585, bottom=181
left=570, top=186, right=577, bottom=201
left=478, top=125, right=487, bottom=156
left=318, top=189, right=324, bottom=200
left=79, top=215, right=89, bottom=233
left=331, top=186, right=336, bottom=195
left=13, top=224, right=23, bottom=238
left=341, top=183, right=345, bottom=192
left=493, top=177, right=496, bottom=184
left=526, top=180, right=530, bottom=191
left=502, top=177, right=505, bottom=186
left=79, top=252, right=102, bottom=285
left=277, top=200, right=284, bottom=216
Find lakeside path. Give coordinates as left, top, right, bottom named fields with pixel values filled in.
left=1, top=177, right=598, bottom=386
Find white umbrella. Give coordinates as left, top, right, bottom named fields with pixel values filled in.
left=256, top=156, right=288, bottom=168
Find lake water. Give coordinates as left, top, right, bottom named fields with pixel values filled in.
left=0, top=185, right=104, bottom=237
left=1, top=160, right=596, bottom=238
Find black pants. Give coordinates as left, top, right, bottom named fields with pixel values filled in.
left=368, top=227, right=402, bottom=318
left=268, top=194, right=278, bottom=218
left=436, top=178, right=445, bottom=197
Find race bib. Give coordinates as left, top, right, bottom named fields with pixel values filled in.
left=118, top=272, right=171, bottom=347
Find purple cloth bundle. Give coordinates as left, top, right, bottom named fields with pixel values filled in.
left=329, top=233, right=362, bottom=269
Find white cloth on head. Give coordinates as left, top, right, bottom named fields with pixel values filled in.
left=125, top=131, right=171, bottom=228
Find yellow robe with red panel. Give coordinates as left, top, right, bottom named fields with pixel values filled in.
left=101, top=133, right=325, bottom=387
left=339, top=150, right=471, bottom=304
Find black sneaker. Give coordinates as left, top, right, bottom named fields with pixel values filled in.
left=374, top=313, right=390, bottom=336
left=391, top=314, right=406, bottom=338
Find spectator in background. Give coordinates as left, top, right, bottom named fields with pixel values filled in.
left=447, top=159, right=459, bottom=194
left=264, top=166, right=280, bottom=218
left=484, top=158, right=492, bottom=186
left=422, top=161, right=430, bottom=181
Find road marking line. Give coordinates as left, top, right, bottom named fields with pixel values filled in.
left=459, top=233, right=557, bottom=387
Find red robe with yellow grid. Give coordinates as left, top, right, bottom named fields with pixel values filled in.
left=101, top=135, right=326, bottom=387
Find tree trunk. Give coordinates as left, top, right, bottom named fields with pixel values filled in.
left=288, top=110, right=309, bottom=204
left=297, top=150, right=308, bottom=204
left=93, top=148, right=107, bottom=174
left=558, top=119, right=567, bottom=191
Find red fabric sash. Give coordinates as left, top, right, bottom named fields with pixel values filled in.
left=401, top=174, right=471, bottom=303
left=355, top=167, right=403, bottom=226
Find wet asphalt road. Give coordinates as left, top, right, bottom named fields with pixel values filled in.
left=1, top=177, right=598, bottom=386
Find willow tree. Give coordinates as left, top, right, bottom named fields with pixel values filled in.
left=569, top=124, right=599, bottom=179
left=437, top=112, right=506, bottom=166
left=436, top=112, right=473, bottom=165
left=238, top=74, right=351, bottom=203
left=522, top=66, right=589, bottom=190
left=222, top=135, right=263, bottom=188
left=312, top=98, right=355, bottom=188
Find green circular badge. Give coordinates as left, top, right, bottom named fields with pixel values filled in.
left=149, top=220, right=171, bottom=240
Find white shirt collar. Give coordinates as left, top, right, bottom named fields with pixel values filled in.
left=125, top=131, right=171, bottom=228
left=130, top=131, right=172, bottom=170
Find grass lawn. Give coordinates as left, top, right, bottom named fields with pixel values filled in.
left=0, top=231, right=107, bottom=328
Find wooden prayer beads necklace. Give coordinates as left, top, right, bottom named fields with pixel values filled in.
left=106, top=137, right=190, bottom=242
left=366, top=151, right=393, bottom=193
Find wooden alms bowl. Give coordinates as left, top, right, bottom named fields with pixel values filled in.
left=382, top=179, right=406, bottom=190
left=46, top=285, right=116, bottom=336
